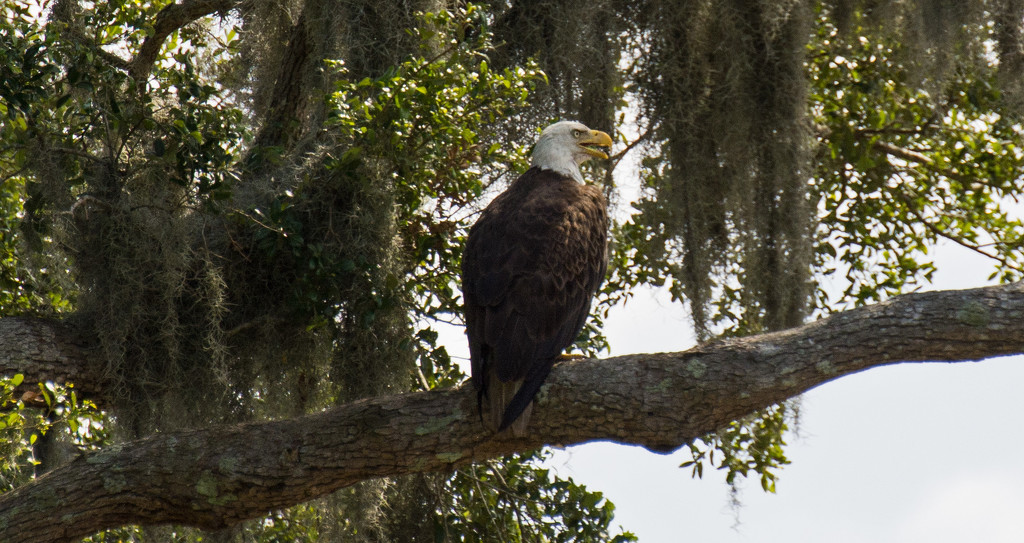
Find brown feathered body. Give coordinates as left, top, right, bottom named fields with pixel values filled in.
left=463, top=166, right=609, bottom=435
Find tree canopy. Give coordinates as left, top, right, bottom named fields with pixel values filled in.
left=0, top=0, right=1022, bottom=541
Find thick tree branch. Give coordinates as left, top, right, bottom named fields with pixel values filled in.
left=129, top=0, right=238, bottom=82
left=251, top=9, right=312, bottom=151
left=2, top=282, right=1024, bottom=541
left=0, top=317, right=101, bottom=401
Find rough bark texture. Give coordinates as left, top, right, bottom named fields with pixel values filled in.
left=1, top=282, right=1023, bottom=541
left=0, top=317, right=99, bottom=401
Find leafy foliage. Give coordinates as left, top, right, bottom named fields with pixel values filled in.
left=244, top=6, right=543, bottom=328
left=680, top=403, right=793, bottom=494
left=810, top=4, right=1024, bottom=308
left=0, top=375, right=106, bottom=491
left=442, top=451, right=637, bottom=542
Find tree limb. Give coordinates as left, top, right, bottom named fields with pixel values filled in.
left=871, top=140, right=934, bottom=165
left=2, top=282, right=1024, bottom=541
left=0, top=317, right=101, bottom=402
left=129, top=0, right=239, bottom=82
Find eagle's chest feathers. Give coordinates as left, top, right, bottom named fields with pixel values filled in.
left=514, top=178, right=607, bottom=271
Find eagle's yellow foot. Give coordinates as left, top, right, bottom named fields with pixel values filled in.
left=557, top=353, right=586, bottom=361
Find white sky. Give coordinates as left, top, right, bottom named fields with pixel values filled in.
left=438, top=236, right=1024, bottom=542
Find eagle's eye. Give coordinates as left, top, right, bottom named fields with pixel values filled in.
left=572, top=129, right=582, bottom=138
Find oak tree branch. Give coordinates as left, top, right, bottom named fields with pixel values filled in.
left=1, top=282, right=1023, bottom=541
left=129, top=0, right=239, bottom=81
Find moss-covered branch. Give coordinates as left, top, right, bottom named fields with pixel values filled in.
left=1, top=282, right=1023, bottom=542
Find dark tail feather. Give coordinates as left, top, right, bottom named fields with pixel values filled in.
left=498, top=359, right=554, bottom=433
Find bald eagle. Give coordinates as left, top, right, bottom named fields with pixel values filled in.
left=463, top=121, right=613, bottom=435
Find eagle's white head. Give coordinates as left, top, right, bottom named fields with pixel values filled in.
left=530, top=121, right=613, bottom=183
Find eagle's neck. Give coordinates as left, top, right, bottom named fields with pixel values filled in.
left=530, top=148, right=584, bottom=183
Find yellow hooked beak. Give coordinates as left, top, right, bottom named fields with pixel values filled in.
left=578, top=129, right=613, bottom=160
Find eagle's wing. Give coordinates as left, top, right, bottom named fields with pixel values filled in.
left=463, top=168, right=608, bottom=431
